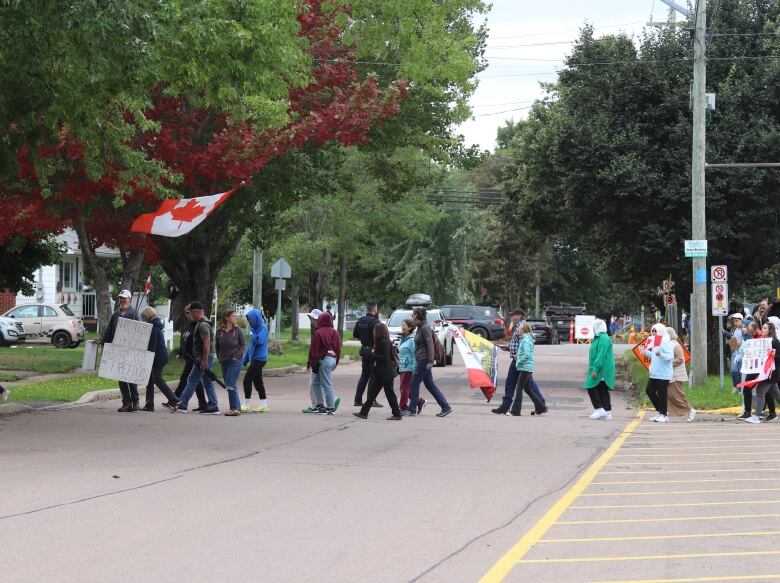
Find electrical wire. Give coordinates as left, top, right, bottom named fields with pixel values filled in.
left=471, top=106, right=534, bottom=117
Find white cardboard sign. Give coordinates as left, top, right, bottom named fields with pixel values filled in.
left=98, top=343, right=155, bottom=385
left=740, top=338, right=773, bottom=375
left=112, top=318, right=152, bottom=350
left=574, top=315, right=596, bottom=340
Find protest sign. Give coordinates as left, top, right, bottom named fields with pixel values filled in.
left=98, top=343, right=155, bottom=385
left=112, top=318, right=152, bottom=350
left=741, top=338, right=773, bottom=375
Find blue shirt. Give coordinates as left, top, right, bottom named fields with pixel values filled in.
left=644, top=340, right=674, bottom=381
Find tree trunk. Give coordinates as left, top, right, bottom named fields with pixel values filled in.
left=338, top=253, right=347, bottom=337
left=118, top=247, right=146, bottom=296
left=74, top=218, right=113, bottom=333
left=291, top=283, right=300, bottom=344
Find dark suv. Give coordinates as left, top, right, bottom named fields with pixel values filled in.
left=528, top=318, right=559, bottom=344
left=439, top=305, right=505, bottom=340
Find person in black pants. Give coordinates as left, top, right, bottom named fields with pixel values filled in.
left=140, top=307, right=179, bottom=411
left=175, top=304, right=207, bottom=411
left=353, top=323, right=402, bottom=420
left=352, top=301, right=381, bottom=407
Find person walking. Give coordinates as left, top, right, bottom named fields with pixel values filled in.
left=745, top=319, right=780, bottom=424
left=508, top=321, right=546, bottom=416
left=307, top=311, right=341, bottom=415
left=175, top=304, right=208, bottom=412
left=583, top=318, right=615, bottom=420
left=140, top=307, right=179, bottom=411
left=353, top=323, right=403, bottom=421
left=644, top=323, right=674, bottom=423
left=216, top=309, right=245, bottom=417
left=242, top=308, right=269, bottom=412
left=398, top=319, right=424, bottom=413
left=404, top=307, right=452, bottom=417
left=94, top=289, right=141, bottom=413
left=352, top=301, right=381, bottom=407
left=172, top=302, right=220, bottom=414
left=666, top=327, right=696, bottom=422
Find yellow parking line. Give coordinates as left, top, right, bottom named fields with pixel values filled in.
left=592, top=574, right=780, bottom=583
left=556, top=513, right=780, bottom=525
left=581, top=487, right=780, bottom=497
left=538, top=530, right=780, bottom=543
left=517, top=550, right=780, bottom=564
left=477, top=410, right=644, bottom=583
left=607, top=459, right=780, bottom=466
left=593, top=477, right=780, bottom=485
left=570, top=500, right=780, bottom=509
left=601, top=467, right=780, bottom=475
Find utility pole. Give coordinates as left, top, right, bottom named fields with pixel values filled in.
left=252, top=249, right=263, bottom=308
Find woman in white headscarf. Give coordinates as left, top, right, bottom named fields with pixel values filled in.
left=643, top=323, right=675, bottom=423
left=666, top=327, right=696, bottom=422
left=583, top=319, right=615, bottom=419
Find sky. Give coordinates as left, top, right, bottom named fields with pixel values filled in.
left=458, top=0, right=676, bottom=151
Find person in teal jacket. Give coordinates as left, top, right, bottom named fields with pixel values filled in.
left=397, top=319, right=424, bottom=413
left=508, top=322, right=546, bottom=416
left=644, top=323, right=675, bottom=423
left=583, top=319, right=615, bottom=420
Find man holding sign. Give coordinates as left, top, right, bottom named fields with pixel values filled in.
left=94, top=290, right=141, bottom=412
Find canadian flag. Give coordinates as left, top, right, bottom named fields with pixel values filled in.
left=143, top=273, right=152, bottom=295
left=130, top=186, right=241, bottom=237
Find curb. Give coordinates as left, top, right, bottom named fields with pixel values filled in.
left=0, top=403, right=35, bottom=415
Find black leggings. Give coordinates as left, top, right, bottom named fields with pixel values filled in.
left=360, top=374, right=400, bottom=417
left=145, top=363, right=178, bottom=407
left=243, top=360, right=267, bottom=399
left=646, top=378, right=670, bottom=415
left=587, top=381, right=612, bottom=411
left=510, top=371, right=545, bottom=415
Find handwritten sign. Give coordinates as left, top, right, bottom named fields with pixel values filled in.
left=741, top=338, right=773, bottom=375
left=98, top=343, right=155, bottom=385
left=112, top=318, right=152, bottom=350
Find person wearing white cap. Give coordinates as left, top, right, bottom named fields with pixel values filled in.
left=93, top=289, right=141, bottom=412
left=643, top=323, right=674, bottom=423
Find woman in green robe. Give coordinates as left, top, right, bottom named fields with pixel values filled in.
left=584, top=318, right=615, bottom=420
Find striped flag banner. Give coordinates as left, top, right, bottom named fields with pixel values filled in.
left=450, top=326, right=498, bottom=401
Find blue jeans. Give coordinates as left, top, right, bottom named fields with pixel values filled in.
left=408, top=359, right=450, bottom=412
left=179, top=354, right=218, bottom=409
left=501, top=359, right=545, bottom=410
left=311, top=356, right=337, bottom=408
left=221, top=360, right=242, bottom=411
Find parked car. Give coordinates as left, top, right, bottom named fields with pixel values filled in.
left=386, top=294, right=454, bottom=366
left=0, top=316, right=24, bottom=347
left=3, top=304, right=86, bottom=348
left=545, top=305, right=587, bottom=342
left=528, top=318, right=559, bottom=345
left=439, top=305, right=506, bottom=340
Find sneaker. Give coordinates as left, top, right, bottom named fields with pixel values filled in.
left=436, top=408, right=453, bottom=418
left=653, top=414, right=669, bottom=423
left=687, top=408, right=697, bottom=423
left=648, top=412, right=660, bottom=421
left=162, top=401, right=179, bottom=412
left=535, top=407, right=548, bottom=415
left=117, top=404, right=134, bottom=413
left=333, top=397, right=341, bottom=411
left=737, top=412, right=751, bottom=419
left=417, top=399, right=427, bottom=414
left=400, top=410, right=416, bottom=417
left=141, top=404, right=155, bottom=412
left=590, top=408, right=606, bottom=420
left=254, top=406, right=269, bottom=413
left=1, top=389, right=9, bottom=401
left=764, top=413, right=777, bottom=423
left=371, top=401, right=384, bottom=408
left=199, top=407, right=220, bottom=415
left=353, top=401, right=363, bottom=407
left=603, top=411, right=612, bottom=420
left=387, top=415, right=402, bottom=421
left=302, top=405, right=318, bottom=414
left=172, top=405, right=188, bottom=414
left=193, top=406, right=206, bottom=413
left=315, top=404, right=327, bottom=415
left=240, top=405, right=250, bottom=413
left=326, top=408, right=335, bottom=416
left=352, top=412, right=368, bottom=420
left=224, top=410, right=241, bottom=417
left=491, top=407, right=508, bottom=415
left=744, top=415, right=761, bottom=424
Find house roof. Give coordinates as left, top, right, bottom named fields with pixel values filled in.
left=58, top=228, right=121, bottom=259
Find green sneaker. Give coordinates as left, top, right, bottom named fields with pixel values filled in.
left=240, top=405, right=250, bottom=413
left=302, top=406, right=318, bottom=414
left=333, top=397, right=341, bottom=412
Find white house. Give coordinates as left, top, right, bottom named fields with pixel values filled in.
left=16, top=229, right=120, bottom=329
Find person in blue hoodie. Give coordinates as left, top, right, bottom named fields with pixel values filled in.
left=242, top=308, right=269, bottom=412
left=644, top=323, right=675, bottom=423
left=140, top=307, right=179, bottom=411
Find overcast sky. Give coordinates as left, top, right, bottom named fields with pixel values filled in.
left=458, top=0, right=674, bottom=151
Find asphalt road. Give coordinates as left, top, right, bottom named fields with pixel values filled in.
left=1, top=343, right=642, bottom=583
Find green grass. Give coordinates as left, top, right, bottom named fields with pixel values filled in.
left=0, top=372, right=20, bottom=382
left=5, top=375, right=117, bottom=402
left=0, top=345, right=85, bottom=373
left=622, top=354, right=741, bottom=410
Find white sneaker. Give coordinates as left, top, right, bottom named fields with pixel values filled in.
left=744, top=415, right=761, bottom=424
left=687, top=408, right=697, bottom=423
left=590, top=408, right=606, bottom=419
left=653, top=414, right=669, bottom=423
left=0, top=389, right=8, bottom=401
left=648, top=412, right=660, bottom=421
left=603, top=411, right=612, bottom=420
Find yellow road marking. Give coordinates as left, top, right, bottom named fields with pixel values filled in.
left=601, top=467, right=780, bottom=475
left=592, top=574, right=780, bottom=583
left=593, top=477, right=780, bottom=485
left=477, top=410, right=644, bottom=583
left=607, top=459, right=780, bottom=466
left=556, top=513, right=780, bottom=525
left=538, top=530, right=780, bottom=543
left=581, top=487, right=780, bottom=497
left=570, top=500, right=780, bottom=509
left=517, top=550, right=780, bottom=564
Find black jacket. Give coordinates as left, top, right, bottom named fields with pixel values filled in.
left=353, top=313, right=379, bottom=348
left=100, top=307, right=138, bottom=344
left=372, top=338, right=395, bottom=380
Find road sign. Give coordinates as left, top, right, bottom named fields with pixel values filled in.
left=632, top=339, right=691, bottom=371
left=274, top=278, right=286, bottom=291
left=270, top=258, right=292, bottom=279
left=711, top=281, right=728, bottom=316
left=711, top=265, right=727, bottom=283
left=684, top=239, right=708, bottom=258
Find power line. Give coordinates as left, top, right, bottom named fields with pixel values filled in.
left=471, top=99, right=537, bottom=108
left=472, top=106, right=533, bottom=117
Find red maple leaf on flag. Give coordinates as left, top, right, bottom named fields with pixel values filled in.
left=169, top=199, right=205, bottom=225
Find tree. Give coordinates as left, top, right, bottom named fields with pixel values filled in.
left=0, top=235, right=63, bottom=295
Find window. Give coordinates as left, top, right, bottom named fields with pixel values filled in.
left=43, top=306, right=57, bottom=317
left=61, top=260, right=76, bottom=291
left=60, top=305, right=75, bottom=316
left=9, top=306, right=40, bottom=318
left=450, top=308, right=472, bottom=319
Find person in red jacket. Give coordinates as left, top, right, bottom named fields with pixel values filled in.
left=307, top=311, right=341, bottom=415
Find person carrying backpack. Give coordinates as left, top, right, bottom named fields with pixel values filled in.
left=398, top=319, right=424, bottom=413
left=403, top=307, right=452, bottom=417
